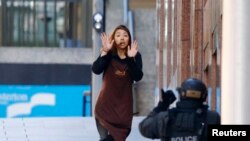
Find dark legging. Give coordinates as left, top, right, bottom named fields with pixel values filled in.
left=95, top=118, right=109, bottom=140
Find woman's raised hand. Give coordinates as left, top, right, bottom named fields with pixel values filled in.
left=127, top=40, right=138, bottom=57
left=101, top=33, right=114, bottom=52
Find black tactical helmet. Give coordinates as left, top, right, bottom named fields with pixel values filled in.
left=178, top=77, right=207, bottom=101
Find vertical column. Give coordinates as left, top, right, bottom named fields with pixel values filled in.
left=222, top=0, right=250, bottom=124
left=44, top=0, right=48, bottom=46
left=158, top=0, right=165, bottom=90
left=180, top=0, right=191, bottom=81
left=193, top=0, right=203, bottom=79
left=166, top=0, right=172, bottom=86
left=91, top=0, right=104, bottom=116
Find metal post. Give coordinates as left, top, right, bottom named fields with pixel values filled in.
left=123, top=0, right=128, bottom=25
left=128, top=11, right=134, bottom=41
left=44, top=0, right=48, bottom=46
left=91, top=0, right=104, bottom=116
left=221, top=0, right=250, bottom=124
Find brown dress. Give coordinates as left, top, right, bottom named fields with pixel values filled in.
left=95, top=59, right=133, bottom=141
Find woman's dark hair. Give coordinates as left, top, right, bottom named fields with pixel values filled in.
left=110, top=25, right=132, bottom=55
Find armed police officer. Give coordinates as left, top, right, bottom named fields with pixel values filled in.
left=139, top=77, right=220, bottom=141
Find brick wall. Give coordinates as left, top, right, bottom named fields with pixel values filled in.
left=157, top=0, right=223, bottom=111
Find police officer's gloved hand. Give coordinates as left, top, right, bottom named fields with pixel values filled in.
left=153, top=89, right=176, bottom=113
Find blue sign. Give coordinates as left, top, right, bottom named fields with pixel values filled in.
left=0, top=85, right=90, bottom=118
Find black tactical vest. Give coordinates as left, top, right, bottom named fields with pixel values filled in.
left=165, top=107, right=207, bottom=141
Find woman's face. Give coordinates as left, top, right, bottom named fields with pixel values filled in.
left=114, top=29, right=129, bottom=49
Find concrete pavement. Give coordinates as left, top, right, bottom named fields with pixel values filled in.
left=0, top=116, right=160, bottom=141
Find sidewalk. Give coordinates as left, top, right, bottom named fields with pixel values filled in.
left=0, top=116, right=159, bottom=141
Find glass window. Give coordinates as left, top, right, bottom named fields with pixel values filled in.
left=0, top=0, right=92, bottom=48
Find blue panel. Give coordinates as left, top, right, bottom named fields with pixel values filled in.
left=0, top=85, right=91, bottom=118
left=83, top=95, right=91, bottom=116
left=207, top=87, right=212, bottom=110
left=216, top=87, right=221, bottom=114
